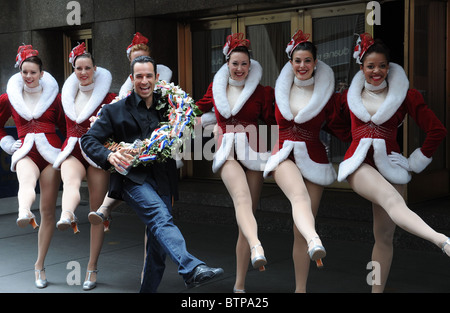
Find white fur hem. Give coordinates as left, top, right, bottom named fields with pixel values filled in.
left=338, top=138, right=412, bottom=184
left=264, top=141, right=294, bottom=177
left=212, top=132, right=270, bottom=173
left=212, top=133, right=234, bottom=173
left=53, top=137, right=78, bottom=169
left=264, top=140, right=336, bottom=185
left=10, top=133, right=60, bottom=172
left=373, top=139, right=411, bottom=184
left=337, top=138, right=373, bottom=182
left=80, top=138, right=102, bottom=168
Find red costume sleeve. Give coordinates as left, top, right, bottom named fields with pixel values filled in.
left=0, top=93, right=12, bottom=139
left=195, top=83, right=214, bottom=114
left=405, top=89, right=447, bottom=158
left=323, top=91, right=352, bottom=142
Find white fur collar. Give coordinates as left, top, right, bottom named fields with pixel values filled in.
left=347, top=62, right=409, bottom=125
left=61, top=67, right=112, bottom=123
left=6, top=71, right=59, bottom=121
left=212, top=59, right=262, bottom=118
left=275, top=60, right=335, bottom=124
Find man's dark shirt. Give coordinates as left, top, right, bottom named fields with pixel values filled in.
left=81, top=90, right=178, bottom=200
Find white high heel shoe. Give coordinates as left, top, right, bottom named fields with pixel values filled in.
left=17, top=209, right=39, bottom=229
left=308, top=237, right=326, bottom=268
left=56, top=211, right=80, bottom=234
left=83, top=269, right=98, bottom=291
left=441, top=237, right=450, bottom=256
left=88, top=206, right=112, bottom=232
left=35, top=268, right=48, bottom=289
left=250, top=243, right=267, bottom=271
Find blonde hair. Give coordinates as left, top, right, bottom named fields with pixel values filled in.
left=128, top=44, right=150, bottom=59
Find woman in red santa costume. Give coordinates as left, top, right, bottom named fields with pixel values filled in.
left=263, top=30, right=350, bottom=292
left=53, top=42, right=115, bottom=290
left=338, top=33, right=448, bottom=292
left=196, top=33, right=275, bottom=293
left=0, top=45, right=66, bottom=288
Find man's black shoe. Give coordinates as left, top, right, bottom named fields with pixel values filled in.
left=185, top=265, right=224, bottom=289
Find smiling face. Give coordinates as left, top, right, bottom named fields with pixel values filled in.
left=20, top=61, right=43, bottom=88
left=290, top=49, right=317, bottom=81
left=131, top=61, right=159, bottom=104
left=227, top=51, right=250, bottom=81
left=74, top=56, right=96, bottom=86
left=360, top=52, right=389, bottom=86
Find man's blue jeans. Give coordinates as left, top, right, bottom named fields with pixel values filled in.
left=122, top=178, right=204, bottom=292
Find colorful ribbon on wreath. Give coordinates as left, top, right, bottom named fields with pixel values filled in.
left=137, top=94, right=194, bottom=163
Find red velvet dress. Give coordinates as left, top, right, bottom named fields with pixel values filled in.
left=0, top=71, right=66, bottom=172
left=263, top=60, right=351, bottom=185
left=53, top=67, right=116, bottom=169
left=196, top=60, right=276, bottom=173
left=338, top=63, right=447, bottom=184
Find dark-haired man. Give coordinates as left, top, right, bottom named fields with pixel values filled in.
left=81, top=56, right=223, bottom=292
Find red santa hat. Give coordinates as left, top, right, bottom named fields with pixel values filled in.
left=285, top=29, right=310, bottom=59
left=15, top=45, right=39, bottom=68
left=126, top=32, right=149, bottom=59
left=222, top=33, right=250, bottom=59
left=353, top=33, right=375, bottom=64
left=69, top=42, right=87, bottom=67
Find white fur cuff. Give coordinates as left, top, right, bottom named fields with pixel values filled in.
left=408, top=148, right=432, bottom=173
left=0, top=135, right=16, bottom=155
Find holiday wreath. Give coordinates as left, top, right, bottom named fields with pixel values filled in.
left=101, top=80, right=201, bottom=169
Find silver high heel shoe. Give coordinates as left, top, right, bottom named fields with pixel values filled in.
left=83, top=269, right=98, bottom=291
left=56, top=211, right=80, bottom=234
left=250, top=243, right=267, bottom=271
left=441, top=237, right=450, bottom=256
left=35, top=268, right=48, bottom=289
left=17, top=209, right=39, bottom=229
left=308, top=237, right=326, bottom=268
left=88, top=206, right=112, bottom=232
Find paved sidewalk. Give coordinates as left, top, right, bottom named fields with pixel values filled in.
left=0, top=192, right=449, bottom=295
